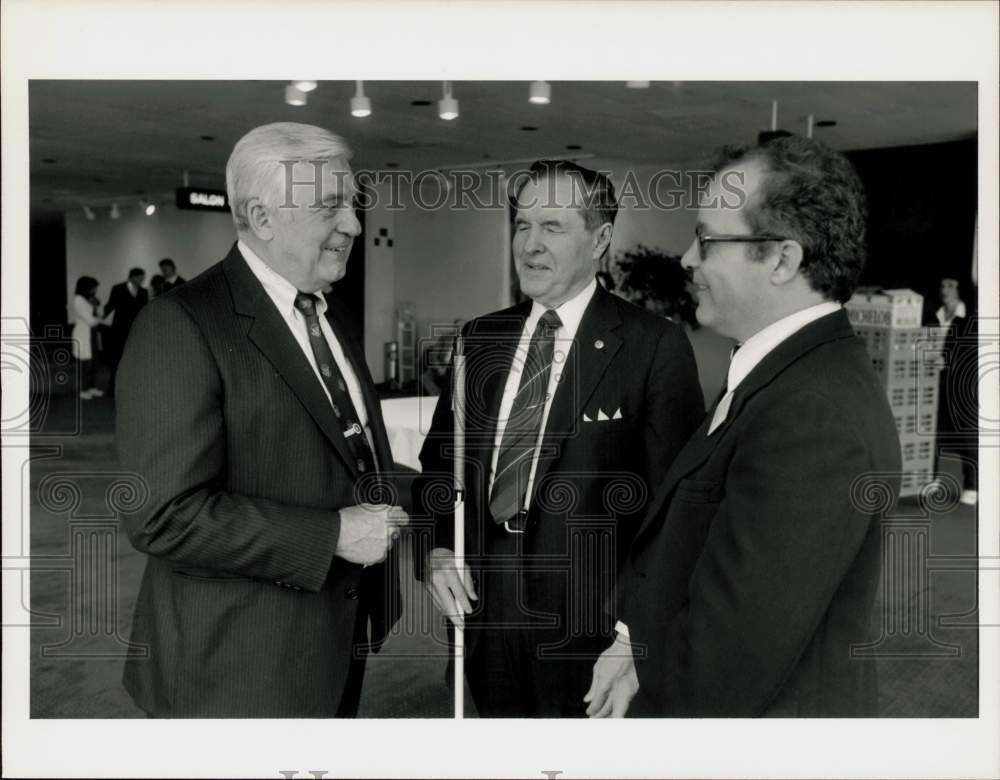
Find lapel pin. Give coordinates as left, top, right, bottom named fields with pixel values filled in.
left=594, top=339, right=604, bottom=350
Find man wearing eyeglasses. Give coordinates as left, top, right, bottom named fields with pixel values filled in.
left=585, top=135, right=901, bottom=717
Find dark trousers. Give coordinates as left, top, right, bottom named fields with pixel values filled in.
left=335, top=607, right=371, bottom=718
left=465, top=526, right=608, bottom=718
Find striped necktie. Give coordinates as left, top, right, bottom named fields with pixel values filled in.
left=294, top=293, right=377, bottom=476
left=489, top=309, right=562, bottom=528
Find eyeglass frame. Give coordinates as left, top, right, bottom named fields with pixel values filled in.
left=694, top=225, right=791, bottom=260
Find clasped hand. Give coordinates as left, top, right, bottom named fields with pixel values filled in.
left=335, top=503, right=409, bottom=565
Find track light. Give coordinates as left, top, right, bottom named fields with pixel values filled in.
left=294, top=80, right=317, bottom=92
left=438, top=81, right=458, bottom=120
left=626, top=81, right=650, bottom=89
left=82, top=205, right=96, bottom=221
left=529, top=81, right=551, bottom=105
left=350, top=80, right=371, bottom=117
left=285, top=84, right=307, bottom=106
left=110, top=203, right=120, bottom=220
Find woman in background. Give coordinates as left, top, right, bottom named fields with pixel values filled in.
left=71, top=275, right=111, bottom=399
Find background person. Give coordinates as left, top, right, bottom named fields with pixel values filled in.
left=70, top=275, right=111, bottom=399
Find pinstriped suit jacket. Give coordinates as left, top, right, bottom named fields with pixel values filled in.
left=116, top=243, right=400, bottom=717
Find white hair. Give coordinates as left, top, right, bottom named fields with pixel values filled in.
left=225, top=122, right=352, bottom=232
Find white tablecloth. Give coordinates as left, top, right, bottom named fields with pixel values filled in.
left=379, top=396, right=441, bottom=471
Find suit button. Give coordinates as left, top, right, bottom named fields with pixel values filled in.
left=346, top=586, right=360, bottom=600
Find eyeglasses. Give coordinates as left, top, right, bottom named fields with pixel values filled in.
left=694, top=226, right=789, bottom=260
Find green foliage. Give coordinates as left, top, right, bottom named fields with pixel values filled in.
left=608, top=245, right=699, bottom=328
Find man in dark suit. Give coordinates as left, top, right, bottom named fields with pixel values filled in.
left=116, top=122, right=406, bottom=717
left=105, top=266, right=148, bottom=389
left=159, top=257, right=186, bottom=292
left=585, top=136, right=901, bottom=717
left=414, top=160, right=703, bottom=717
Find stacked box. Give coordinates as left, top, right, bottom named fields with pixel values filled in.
left=846, top=289, right=943, bottom=498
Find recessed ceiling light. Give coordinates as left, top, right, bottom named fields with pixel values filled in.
left=521, top=126, right=538, bottom=132
left=816, top=119, right=838, bottom=128
left=350, top=80, right=371, bottom=118
left=410, top=100, right=431, bottom=106
left=284, top=84, right=307, bottom=106
left=565, top=144, right=582, bottom=150
left=200, top=134, right=216, bottom=141
left=529, top=81, right=551, bottom=105
left=386, top=162, right=400, bottom=168
left=438, top=82, right=458, bottom=121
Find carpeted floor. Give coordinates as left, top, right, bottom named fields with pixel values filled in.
left=27, top=394, right=978, bottom=718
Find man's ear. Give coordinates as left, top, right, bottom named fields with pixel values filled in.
left=246, top=198, right=275, bottom=240
left=592, top=222, right=613, bottom=261
left=770, top=239, right=805, bottom=286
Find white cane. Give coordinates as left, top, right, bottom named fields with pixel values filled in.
left=451, top=334, right=466, bottom=719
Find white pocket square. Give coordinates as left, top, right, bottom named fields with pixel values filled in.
left=583, top=412, right=593, bottom=422
left=597, top=408, right=610, bottom=421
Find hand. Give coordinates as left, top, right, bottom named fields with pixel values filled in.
left=584, top=634, right=639, bottom=717
left=335, top=504, right=408, bottom=565
left=426, top=547, right=477, bottom=627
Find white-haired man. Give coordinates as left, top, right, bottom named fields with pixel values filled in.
left=117, top=122, right=407, bottom=717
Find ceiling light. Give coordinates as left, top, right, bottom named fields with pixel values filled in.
left=144, top=202, right=157, bottom=216
left=626, top=81, right=650, bottom=89
left=529, top=81, right=551, bottom=105
left=350, top=80, right=371, bottom=118
left=294, top=80, right=318, bottom=93
left=438, top=81, right=458, bottom=120
left=110, top=203, right=120, bottom=220
left=82, top=205, right=96, bottom=221
left=284, top=84, right=307, bottom=106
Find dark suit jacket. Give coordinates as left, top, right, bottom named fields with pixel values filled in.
left=414, top=287, right=704, bottom=659
left=106, top=280, right=149, bottom=346
left=162, top=276, right=186, bottom=293
left=116, top=243, right=400, bottom=717
left=621, top=309, right=901, bottom=717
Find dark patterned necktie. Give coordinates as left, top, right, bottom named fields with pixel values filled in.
left=489, top=309, right=562, bottom=527
left=294, top=293, right=376, bottom=476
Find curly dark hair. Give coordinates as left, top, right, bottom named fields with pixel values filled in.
left=710, top=135, right=868, bottom=303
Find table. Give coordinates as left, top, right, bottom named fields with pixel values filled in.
left=379, top=395, right=441, bottom=471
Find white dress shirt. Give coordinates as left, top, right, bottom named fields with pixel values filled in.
left=237, top=241, right=372, bottom=448
left=617, top=300, right=843, bottom=638
left=935, top=301, right=966, bottom=327
left=489, top=279, right=597, bottom=510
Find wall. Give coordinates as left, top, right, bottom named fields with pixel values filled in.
left=391, top=182, right=509, bottom=349
left=64, top=203, right=236, bottom=311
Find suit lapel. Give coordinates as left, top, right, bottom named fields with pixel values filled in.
left=531, top=287, right=622, bottom=494
left=222, top=245, right=359, bottom=478
left=466, top=306, right=530, bottom=476
left=632, top=309, right=859, bottom=543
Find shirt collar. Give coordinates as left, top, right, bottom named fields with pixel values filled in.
left=936, top=300, right=966, bottom=324
left=525, top=278, right=597, bottom=340
left=728, top=301, right=842, bottom=392
left=237, top=240, right=328, bottom=317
